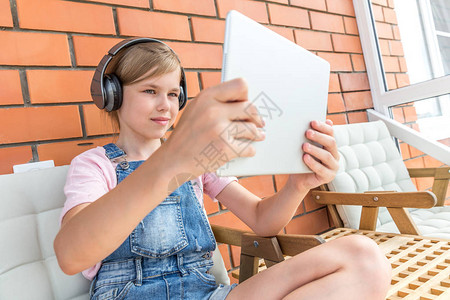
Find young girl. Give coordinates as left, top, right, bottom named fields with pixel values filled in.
left=54, top=38, right=391, bottom=300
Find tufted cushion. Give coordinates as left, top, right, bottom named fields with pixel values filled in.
left=0, top=165, right=230, bottom=300
left=328, top=121, right=450, bottom=239
left=0, top=166, right=90, bottom=300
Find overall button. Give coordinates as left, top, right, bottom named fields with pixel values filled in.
left=119, top=161, right=129, bottom=169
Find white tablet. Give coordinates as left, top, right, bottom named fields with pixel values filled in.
left=215, top=10, right=330, bottom=177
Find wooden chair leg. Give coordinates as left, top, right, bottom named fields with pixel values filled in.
left=387, top=207, right=420, bottom=235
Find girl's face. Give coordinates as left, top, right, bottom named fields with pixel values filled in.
left=118, top=68, right=181, bottom=142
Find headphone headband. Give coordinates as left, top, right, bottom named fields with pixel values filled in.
left=90, top=38, right=187, bottom=112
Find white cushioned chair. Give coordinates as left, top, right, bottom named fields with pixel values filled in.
left=312, top=121, right=450, bottom=239
left=0, top=165, right=231, bottom=300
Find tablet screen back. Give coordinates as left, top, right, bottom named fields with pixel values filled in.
left=216, top=10, right=330, bottom=177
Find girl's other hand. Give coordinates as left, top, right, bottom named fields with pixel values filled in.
left=287, top=119, right=340, bottom=192
left=161, top=78, right=266, bottom=178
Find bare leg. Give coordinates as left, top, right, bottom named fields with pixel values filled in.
left=226, top=235, right=391, bottom=300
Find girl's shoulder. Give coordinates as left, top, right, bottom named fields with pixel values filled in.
left=68, top=146, right=115, bottom=179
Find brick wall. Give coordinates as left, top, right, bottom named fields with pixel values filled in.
left=0, top=0, right=436, bottom=282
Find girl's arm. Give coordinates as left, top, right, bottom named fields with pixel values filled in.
left=216, top=120, right=339, bottom=237
left=54, top=78, right=265, bottom=275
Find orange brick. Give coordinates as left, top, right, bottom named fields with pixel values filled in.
left=399, top=57, right=408, bottom=72
left=0, top=70, right=23, bottom=105
left=0, top=0, right=13, bottom=27
left=266, top=0, right=288, bottom=4
left=239, top=175, right=275, bottom=198
left=399, top=142, right=410, bottom=159
left=348, top=111, right=368, bottom=123
left=117, top=8, right=191, bottom=41
left=389, top=40, right=404, bottom=56
left=351, top=54, right=366, bottom=71
left=304, top=191, right=325, bottom=212
left=332, top=34, right=362, bottom=53
left=416, top=177, right=434, bottom=192
left=27, top=70, right=93, bottom=104
left=326, top=0, right=355, bottom=16
left=0, top=146, right=33, bottom=175
left=83, top=104, right=115, bottom=136
left=200, top=72, right=222, bottom=89
left=379, top=39, right=390, bottom=56
left=372, top=4, right=384, bottom=22
left=274, top=174, right=289, bottom=191
left=317, top=52, right=352, bottom=71
left=375, top=22, right=394, bottom=39
left=167, top=42, right=222, bottom=69
left=327, top=93, right=345, bottom=113
left=385, top=73, right=397, bottom=90
left=0, top=31, right=70, bottom=66
left=396, top=73, right=410, bottom=88
left=327, top=113, right=347, bottom=125
left=423, top=155, right=444, bottom=168
left=285, top=208, right=330, bottom=234
left=0, top=106, right=82, bottom=144
left=17, top=0, right=115, bottom=34
left=295, top=30, right=332, bottom=51
left=409, top=145, right=424, bottom=158
left=343, top=91, right=373, bottom=111
left=83, top=0, right=149, bottom=8
left=311, top=11, right=345, bottom=33
left=191, top=17, right=225, bottom=43
left=185, top=71, right=201, bottom=98
left=268, top=4, right=310, bottom=28
left=229, top=245, right=241, bottom=267
left=38, top=137, right=114, bottom=166
left=328, top=73, right=341, bottom=93
left=290, top=0, right=326, bottom=11
left=217, top=243, right=232, bottom=271
left=203, top=193, right=220, bottom=215
left=343, top=17, right=359, bottom=35
left=393, top=25, right=401, bottom=40
left=209, top=210, right=252, bottom=231
left=383, top=7, right=397, bottom=24
left=216, top=0, right=269, bottom=23
left=339, top=73, right=369, bottom=92
left=382, top=56, right=400, bottom=72
left=404, top=157, right=425, bottom=170
left=391, top=107, right=405, bottom=123
left=72, top=35, right=122, bottom=67
left=403, top=106, right=417, bottom=123
left=372, top=0, right=388, bottom=6
left=154, top=0, right=216, bottom=16
left=266, top=25, right=295, bottom=42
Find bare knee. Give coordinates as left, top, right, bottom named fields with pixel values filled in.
left=334, top=235, right=391, bottom=298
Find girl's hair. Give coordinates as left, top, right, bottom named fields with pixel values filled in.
left=103, top=41, right=182, bottom=144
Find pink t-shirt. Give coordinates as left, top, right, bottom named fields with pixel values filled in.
left=60, top=146, right=237, bottom=280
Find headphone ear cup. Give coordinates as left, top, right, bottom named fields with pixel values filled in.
left=103, top=74, right=123, bottom=112
left=178, top=86, right=186, bottom=110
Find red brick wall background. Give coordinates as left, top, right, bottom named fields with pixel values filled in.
left=0, top=0, right=444, bottom=282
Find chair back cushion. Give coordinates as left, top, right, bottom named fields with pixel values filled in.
left=328, top=121, right=417, bottom=229
left=0, top=166, right=90, bottom=300
left=0, top=165, right=230, bottom=300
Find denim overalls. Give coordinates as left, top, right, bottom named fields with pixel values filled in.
left=89, top=144, right=235, bottom=300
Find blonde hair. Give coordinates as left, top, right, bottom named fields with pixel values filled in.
left=103, top=41, right=182, bottom=144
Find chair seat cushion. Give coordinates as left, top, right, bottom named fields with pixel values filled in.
left=376, top=206, right=450, bottom=239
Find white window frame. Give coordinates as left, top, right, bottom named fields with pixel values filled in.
left=353, top=0, right=450, bottom=165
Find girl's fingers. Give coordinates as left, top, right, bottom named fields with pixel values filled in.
left=306, top=129, right=340, bottom=161
left=303, top=142, right=339, bottom=171
left=303, top=153, right=335, bottom=181
left=227, top=101, right=265, bottom=128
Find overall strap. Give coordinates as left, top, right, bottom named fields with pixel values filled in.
left=103, top=143, right=126, bottom=160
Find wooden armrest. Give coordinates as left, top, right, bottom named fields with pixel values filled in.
left=311, top=190, right=436, bottom=208
left=408, top=167, right=449, bottom=206
left=408, top=167, right=450, bottom=179
left=211, top=224, right=251, bottom=246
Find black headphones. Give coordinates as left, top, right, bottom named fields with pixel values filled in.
left=90, top=38, right=187, bottom=112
